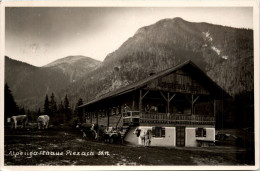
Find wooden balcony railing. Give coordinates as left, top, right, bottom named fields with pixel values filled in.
left=139, top=113, right=215, bottom=125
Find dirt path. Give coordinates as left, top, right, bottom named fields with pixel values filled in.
left=4, top=128, right=253, bottom=165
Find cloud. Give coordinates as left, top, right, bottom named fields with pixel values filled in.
left=5, top=7, right=253, bottom=66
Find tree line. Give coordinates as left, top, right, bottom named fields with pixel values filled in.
left=4, top=83, right=84, bottom=126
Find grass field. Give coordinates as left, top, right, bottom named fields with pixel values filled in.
left=4, top=127, right=255, bottom=166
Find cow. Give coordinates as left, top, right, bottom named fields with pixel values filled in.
left=37, top=115, right=50, bottom=129
left=133, top=128, right=152, bottom=146
left=11, top=115, right=28, bottom=129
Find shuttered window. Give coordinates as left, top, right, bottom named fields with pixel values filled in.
left=152, top=127, right=165, bottom=138
left=152, top=127, right=155, bottom=137
left=196, top=128, right=206, bottom=137
left=162, top=127, right=165, bottom=137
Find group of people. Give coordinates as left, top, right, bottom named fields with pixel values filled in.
left=133, top=128, right=152, bottom=147
left=76, top=123, right=125, bottom=144
left=145, top=104, right=158, bottom=113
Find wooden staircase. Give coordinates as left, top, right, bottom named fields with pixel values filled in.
left=120, top=126, right=130, bottom=140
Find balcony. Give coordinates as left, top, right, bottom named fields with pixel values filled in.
left=140, top=113, right=215, bottom=125
left=123, top=111, right=215, bottom=126
left=122, top=111, right=140, bottom=126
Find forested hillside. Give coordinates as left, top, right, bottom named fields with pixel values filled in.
left=5, top=56, right=100, bottom=110
left=60, top=18, right=253, bottom=108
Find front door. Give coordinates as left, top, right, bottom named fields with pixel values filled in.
left=176, top=126, right=185, bottom=147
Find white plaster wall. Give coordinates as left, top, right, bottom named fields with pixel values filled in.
left=151, top=127, right=175, bottom=147
left=124, top=126, right=176, bottom=147
left=185, top=127, right=215, bottom=147
left=124, top=127, right=139, bottom=145
left=205, top=128, right=215, bottom=140
left=185, top=127, right=197, bottom=147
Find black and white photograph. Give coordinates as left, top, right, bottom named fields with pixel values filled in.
left=0, top=1, right=259, bottom=170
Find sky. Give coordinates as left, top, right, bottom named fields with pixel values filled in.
left=5, top=7, right=253, bottom=67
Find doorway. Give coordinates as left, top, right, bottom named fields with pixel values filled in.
left=176, top=126, right=185, bottom=147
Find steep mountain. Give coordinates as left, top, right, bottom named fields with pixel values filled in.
left=44, top=55, right=101, bottom=83
left=5, top=56, right=70, bottom=110
left=5, top=55, right=100, bottom=110
left=60, top=17, right=253, bottom=106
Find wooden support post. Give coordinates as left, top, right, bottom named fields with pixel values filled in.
left=169, top=93, right=176, bottom=102
left=132, top=93, right=135, bottom=110
left=107, top=109, right=110, bottom=127
left=82, top=107, right=85, bottom=123
left=193, top=96, right=200, bottom=104
left=191, top=94, right=194, bottom=115
left=96, top=111, right=98, bottom=125
left=169, top=93, right=176, bottom=114
left=214, top=99, right=216, bottom=117
left=160, top=91, right=167, bottom=101
left=192, top=95, right=200, bottom=115
left=139, top=89, right=142, bottom=112
left=119, top=105, right=122, bottom=115
left=142, top=90, right=150, bottom=99
left=90, top=112, right=92, bottom=125
left=167, top=92, right=170, bottom=113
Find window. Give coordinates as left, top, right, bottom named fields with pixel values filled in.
left=196, top=128, right=206, bottom=137
left=152, top=127, right=165, bottom=137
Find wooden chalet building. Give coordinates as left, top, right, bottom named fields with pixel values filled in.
left=79, top=60, right=229, bottom=147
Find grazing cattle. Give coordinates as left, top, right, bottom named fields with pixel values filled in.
left=11, top=115, right=28, bottom=129
left=133, top=128, right=152, bottom=146
left=37, top=115, right=50, bottom=129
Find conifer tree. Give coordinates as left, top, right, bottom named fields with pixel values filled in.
left=37, top=108, right=41, bottom=116
left=4, top=83, right=19, bottom=125
left=64, top=95, right=71, bottom=121
left=44, top=94, right=50, bottom=114
left=50, top=93, right=57, bottom=116
left=58, top=100, right=64, bottom=113
left=75, top=98, right=84, bottom=122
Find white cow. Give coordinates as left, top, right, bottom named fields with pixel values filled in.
left=37, top=115, right=50, bottom=129
left=11, top=115, right=28, bottom=129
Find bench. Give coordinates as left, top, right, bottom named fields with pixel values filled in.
left=196, top=138, right=217, bottom=147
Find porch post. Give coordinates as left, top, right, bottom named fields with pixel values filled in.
left=139, top=89, right=142, bottom=112
left=119, top=105, right=122, bottom=115
left=107, top=108, right=110, bottom=127
left=82, top=107, right=85, bottom=123
left=214, top=99, right=216, bottom=117
left=167, top=92, right=170, bottom=113
left=132, top=93, right=135, bottom=110
left=85, top=112, right=88, bottom=123
left=96, top=111, right=98, bottom=125
left=90, top=111, right=92, bottom=125
left=191, top=94, right=194, bottom=115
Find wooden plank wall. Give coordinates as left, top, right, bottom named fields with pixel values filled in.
left=148, top=69, right=210, bottom=95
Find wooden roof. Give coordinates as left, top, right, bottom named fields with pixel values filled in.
left=80, top=60, right=230, bottom=108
